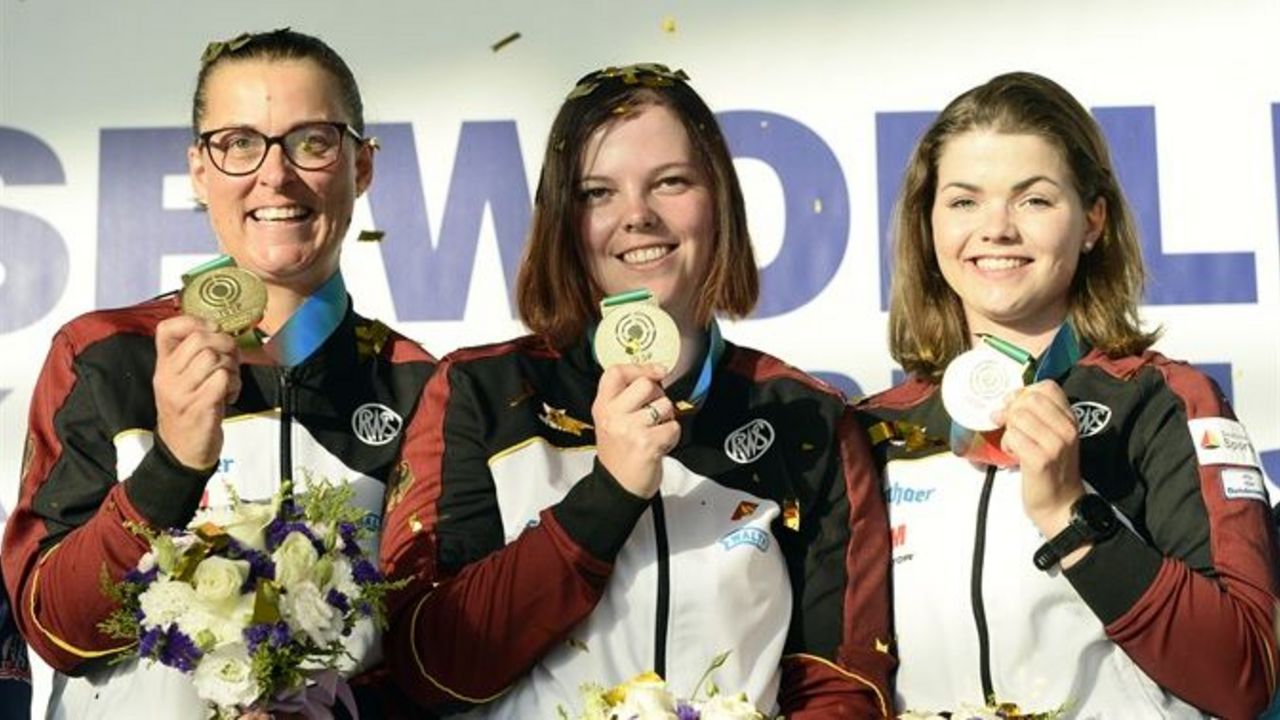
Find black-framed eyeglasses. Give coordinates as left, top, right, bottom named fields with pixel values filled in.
left=197, top=121, right=366, bottom=176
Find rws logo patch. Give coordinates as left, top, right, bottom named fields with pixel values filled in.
left=352, top=403, right=403, bottom=446
left=1071, top=401, right=1112, bottom=438
left=724, top=418, right=775, bottom=464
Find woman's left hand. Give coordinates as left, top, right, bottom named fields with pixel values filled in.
left=995, top=380, right=1085, bottom=538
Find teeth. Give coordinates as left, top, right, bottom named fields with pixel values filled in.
left=974, top=257, right=1028, bottom=271
left=621, top=246, right=672, bottom=264
left=252, top=206, right=308, bottom=221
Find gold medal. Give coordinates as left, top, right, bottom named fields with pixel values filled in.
left=941, top=343, right=1025, bottom=432
left=181, top=266, right=267, bottom=335
left=593, top=290, right=680, bottom=371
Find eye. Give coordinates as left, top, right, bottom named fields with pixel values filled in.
left=1020, top=195, right=1054, bottom=209
left=215, top=130, right=262, bottom=153
left=578, top=186, right=613, bottom=203
left=946, top=197, right=977, bottom=210
left=655, top=175, right=690, bottom=191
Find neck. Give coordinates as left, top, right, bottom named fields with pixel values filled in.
left=970, top=322, right=1063, bottom=359
left=259, top=284, right=309, bottom=335
left=664, top=319, right=708, bottom=388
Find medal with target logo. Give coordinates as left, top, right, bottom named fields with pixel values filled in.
left=941, top=334, right=1036, bottom=467
left=180, top=255, right=267, bottom=338
left=593, top=289, right=680, bottom=372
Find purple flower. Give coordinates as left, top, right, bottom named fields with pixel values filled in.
left=355, top=600, right=373, bottom=618
left=266, top=520, right=324, bottom=553
left=243, top=623, right=271, bottom=652
left=325, top=588, right=350, bottom=613
left=676, top=703, right=700, bottom=720
left=351, top=558, right=380, bottom=585
left=269, top=621, right=291, bottom=648
left=157, top=625, right=203, bottom=674
left=138, top=625, right=164, bottom=659
left=338, top=522, right=361, bottom=557
left=124, top=565, right=158, bottom=586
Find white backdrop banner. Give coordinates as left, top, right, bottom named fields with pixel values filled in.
left=2, top=0, right=1279, bottom=589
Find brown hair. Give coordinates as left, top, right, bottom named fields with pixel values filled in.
left=191, top=28, right=365, bottom=135
left=516, top=64, right=758, bottom=347
left=889, top=71, right=1158, bottom=380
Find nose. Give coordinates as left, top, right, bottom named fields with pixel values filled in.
left=979, top=202, right=1018, bottom=242
left=621, top=192, right=658, bottom=233
left=255, top=142, right=297, bottom=188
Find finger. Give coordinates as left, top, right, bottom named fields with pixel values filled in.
left=155, top=315, right=216, bottom=357
left=597, top=363, right=668, bottom=402
left=168, top=331, right=238, bottom=377
left=644, top=396, right=677, bottom=425
left=610, top=376, right=667, bottom=415
left=1008, top=391, right=1077, bottom=442
left=193, top=368, right=236, bottom=410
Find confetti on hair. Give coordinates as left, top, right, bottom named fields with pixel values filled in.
left=357, top=230, right=385, bottom=243
left=661, top=16, right=677, bottom=33
left=813, top=199, right=823, bottom=214
left=490, top=32, right=522, bottom=52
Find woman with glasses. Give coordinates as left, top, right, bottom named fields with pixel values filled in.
left=378, top=64, right=895, bottom=718
left=858, top=71, right=1279, bottom=718
left=1, top=29, right=436, bottom=718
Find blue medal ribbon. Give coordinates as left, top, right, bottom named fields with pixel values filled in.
left=262, top=271, right=348, bottom=367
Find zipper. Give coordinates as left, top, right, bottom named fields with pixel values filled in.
left=278, top=368, right=295, bottom=487
left=971, top=465, right=997, bottom=702
left=652, top=492, right=671, bottom=678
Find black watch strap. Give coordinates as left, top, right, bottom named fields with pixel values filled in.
left=1033, top=493, right=1120, bottom=571
left=1034, top=523, right=1087, bottom=571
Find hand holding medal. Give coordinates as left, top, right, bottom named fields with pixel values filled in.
left=941, top=334, right=1035, bottom=467
left=591, top=290, right=681, bottom=499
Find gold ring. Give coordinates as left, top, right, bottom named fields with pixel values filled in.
left=645, top=403, right=661, bottom=426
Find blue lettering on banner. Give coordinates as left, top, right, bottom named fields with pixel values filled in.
left=885, top=483, right=935, bottom=505
left=366, top=122, right=531, bottom=321
left=0, top=128, right=70, bottom=332
left=97, top=128, right=217, bottom=308
left=719, top=526, right=770, bottom=553
left=719, top=111, right=848, bottom=318
left=874, top=108, right=1258, bottom=309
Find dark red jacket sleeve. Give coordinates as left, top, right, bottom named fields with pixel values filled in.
left=1065, top=358, right=1280, bottom=719
left=1, top=325, right=209, bottom=673
left=378, top=357, right=650, bottom=709
left=778, top=408, right=896, bottom=719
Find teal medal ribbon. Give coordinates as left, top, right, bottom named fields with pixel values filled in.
left=262, top=270, right=348, bottom=367
left=947, top=323, right=1082, bottom=466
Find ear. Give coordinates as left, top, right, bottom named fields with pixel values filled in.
left=354, top=140, right=375, bottom=197
left=1082, top=196, right=1107, bottom=253
left=188, top=143, right=209, bottom=207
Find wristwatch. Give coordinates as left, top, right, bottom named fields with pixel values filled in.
left=1033, top=493, right=1120, bottom=571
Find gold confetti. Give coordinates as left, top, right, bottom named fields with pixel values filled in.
left=409, top=515, right=423, bottom=533
left=782, top=498, right=801, bottom=531
left=490, top=31, right=522, bottom=52
left=813, top=198, right=823, bottom=214
left=661, top=16, right=677, bottom=33
left=357, top=230, right=385, bottom=242
left=800, top=442, right=815, bottom=451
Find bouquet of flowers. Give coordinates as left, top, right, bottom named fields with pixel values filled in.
left=99, top=479, right=404, bottom=719
left=561, top=652, right=769, bottom=720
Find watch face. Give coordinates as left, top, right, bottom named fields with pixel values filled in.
left=1075, top=494, right=1119, bottom=538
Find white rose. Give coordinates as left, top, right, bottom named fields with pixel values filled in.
left=272, top=531, right=319, bottom=588
left=192, top=556, right=249, bottom=609
left=138, top=580, right=197, bottom=627
left=325, top=557, right=360, bottom=599
left=698, top=693, right=764, bottom=720
left=191, top=500, right=277, bottom=552
left=192, top=642, right=261, bottom=711
left=279, top=581, right=343, bottom=647
left=182, top=592, right=255, bottom=649
left=613, top=678, right=676, bottom=719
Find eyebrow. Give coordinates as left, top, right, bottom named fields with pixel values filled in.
left=579, top=161, right=699, bottom=184
left=938, top=175, right=1063, bottom=194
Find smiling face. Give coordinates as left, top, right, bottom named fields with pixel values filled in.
left=577, top=103, right=714, bottom=332
left=931, top=130, right=1105, bottom=348
left=188, top=58, right=372, bottom=299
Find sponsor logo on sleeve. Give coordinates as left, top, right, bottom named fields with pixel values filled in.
left=724, top=418, right=775, bottom=464
left=719, top=526, right=771, bottom=552
left=1187, top=417, right=1260, bottom=468
left=1221, top=467, right=1270, bottom=504
left=352, top=403, right=403, bottom=446
left=1071, top=401, right=1112, bottom=438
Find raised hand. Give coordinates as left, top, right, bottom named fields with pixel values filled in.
left=591, top=363, right=679, bottom=499
left=995, top=380, right=1085, bottom=540
left=153, top=315, right=242, bottom=470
